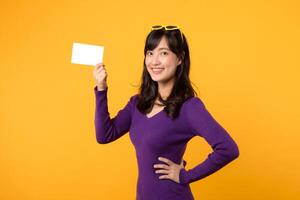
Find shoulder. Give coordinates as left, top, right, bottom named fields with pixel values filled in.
left=128, top=93, right=139, bottom=105
left=180, top=96, right=209, bottom=121
left=182, top=96, right=206, bottom=110
left=129, top=93, right=139, bottom=101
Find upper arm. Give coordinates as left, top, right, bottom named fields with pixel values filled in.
left=184, top=97, right=233, bottom=145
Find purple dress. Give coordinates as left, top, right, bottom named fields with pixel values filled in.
left=94, top=86, right=239, bottom=200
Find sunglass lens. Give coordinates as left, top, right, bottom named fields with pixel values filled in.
left=166, top=26, right=178, bottom=29
left=152, top=25, right=162, bottom=29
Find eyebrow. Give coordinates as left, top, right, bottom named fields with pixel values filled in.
left=158, top=47, right=170, bottom=51
left=146, top=47, right=170, bottom=52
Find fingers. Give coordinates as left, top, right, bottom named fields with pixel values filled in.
left=153, top=157, right=174, bottom=169
left=155, top=169, right=169, bottom=174
left=93, top=62, right=108, bottom=85
left=94, top=63, right=105, bottom=75
left=95, top=67, right=106, bottom=74
left=153, top=164, right=170, bottom=169
left=94, top=64, right=105, bottom=73
left=159, top=174, right=170, bottom=180
left=154, top=157, right=181, bottom=183
left=93, top=63, right=107, bottom=75
left=95, top=62, right=104, bottom=67
left=95, top=62, right=105, bottom=69
left=158, top=157, right=173, bottom=165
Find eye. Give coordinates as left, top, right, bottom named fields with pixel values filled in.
left=161, top=51, right=168, bottom=55
left=146, top=51, right=153, bottom=56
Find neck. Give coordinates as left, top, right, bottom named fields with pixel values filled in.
left=157, top=77, right=175, bottom=100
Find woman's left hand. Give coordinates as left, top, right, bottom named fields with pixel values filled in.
left=153, top=157, right=185, bottom=184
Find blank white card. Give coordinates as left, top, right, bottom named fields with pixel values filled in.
left=71, top=42, right=104, bottom=66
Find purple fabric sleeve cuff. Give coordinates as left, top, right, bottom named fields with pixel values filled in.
left=94, top=85, right=108, bottom=93
left=179, top=168, right=190, bottom=185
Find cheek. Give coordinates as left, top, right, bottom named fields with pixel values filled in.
left=166, top=59, right=177, bottom=69
left=164, top=56, right=176, bottom=65
left=167, top=62, right=179, bottom=74
left=145, top=58, right=150, bottom=67
left=145, top=60, right=151, bottom=73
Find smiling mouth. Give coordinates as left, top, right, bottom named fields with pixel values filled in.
left=151, top=68, right=165, bottom=74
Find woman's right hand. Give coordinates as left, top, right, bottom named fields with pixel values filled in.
left=93, top=63, right=108, bottom=91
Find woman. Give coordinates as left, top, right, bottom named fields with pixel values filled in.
left=93, top=25, right=239, bottom=200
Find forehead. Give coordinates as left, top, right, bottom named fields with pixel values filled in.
left=154, top=37, right=170, bottom=50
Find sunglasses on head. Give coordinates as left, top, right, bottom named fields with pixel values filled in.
left=151, top=25, right=184, bottom=42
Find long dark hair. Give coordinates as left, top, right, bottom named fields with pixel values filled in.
left=136, top=27, right=198, bottom=120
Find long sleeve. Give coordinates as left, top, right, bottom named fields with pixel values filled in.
left=94, top=86, right=136, bottom=144
left=179, top=97, right=239, bottom=185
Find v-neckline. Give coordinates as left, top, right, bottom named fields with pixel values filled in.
left=145, top=107, right=166, bottom=119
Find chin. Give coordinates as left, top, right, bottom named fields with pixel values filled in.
left=151, top=77, right=169, bottom=83
left=149, top=74, right=163, bottom=81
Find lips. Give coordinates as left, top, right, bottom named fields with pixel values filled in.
left=151, top=68, right=165, bottom=74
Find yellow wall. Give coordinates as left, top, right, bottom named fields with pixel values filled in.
left=1, top=0, right=299, bottom=199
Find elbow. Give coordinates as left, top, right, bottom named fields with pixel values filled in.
left=228, top=143, right=240, bottom=161
left=218, top=142, right=239, bottom=162
left=232, top=147, right=239, bottom=160
left=96, top=133, right=109, bottom=144
left=94, top=125, right=111, bottom=144
left=211, top=142, right=240, bottom=166
left=96, top=137, right=109, bottom=144
left=96, top=138, right=107, bottom=144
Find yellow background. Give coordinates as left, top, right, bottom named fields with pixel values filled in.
left=1, top=0, right=299, bottom=199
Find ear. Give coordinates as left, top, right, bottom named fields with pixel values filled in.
left=177, top=59, right=182, bottom=65
left=177, top=51, right=185, bottom=65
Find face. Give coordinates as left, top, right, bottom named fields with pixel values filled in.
left=145, top=36, right=182, bottom=84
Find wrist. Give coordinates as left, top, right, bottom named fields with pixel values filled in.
left=96, top=84, right=107, bottom=91
left=179, top=168, right=190, bottom=185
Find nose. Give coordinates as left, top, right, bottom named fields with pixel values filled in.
left=151, top=54, right=161, bottom=66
